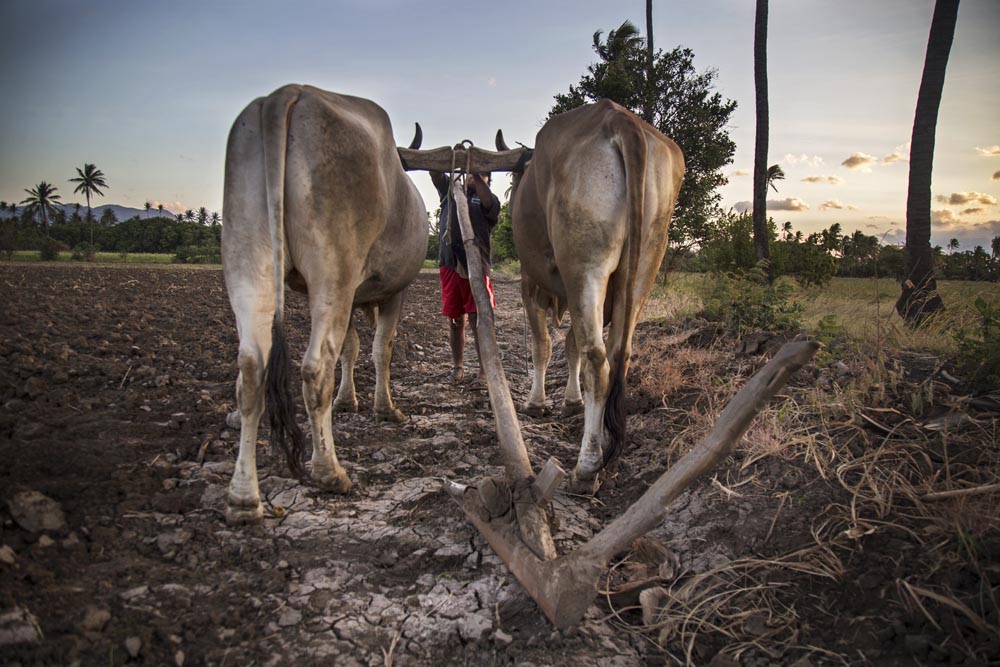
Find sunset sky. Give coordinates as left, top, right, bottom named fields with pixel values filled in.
left=1, top=0, right=997, bottom=249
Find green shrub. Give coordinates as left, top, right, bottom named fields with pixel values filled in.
left=173, top=244, right=221, bottom=264
left=955, top=297, right=1000, bottom=394
left=0, top=220, right=15, bottom=260
left=701, top=264, right=804, bottom=334
left=39, top=238, right=68, bottom=261
left=71, top=242, right=98, bottom=262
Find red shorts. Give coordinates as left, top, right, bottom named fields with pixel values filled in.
left=440, top=266, right=495, bottom=318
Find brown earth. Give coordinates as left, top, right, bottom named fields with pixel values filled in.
left=0, top=263, right=996, bottom=666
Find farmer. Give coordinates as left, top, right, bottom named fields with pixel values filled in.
left=429, top=170, right=501, bottom=383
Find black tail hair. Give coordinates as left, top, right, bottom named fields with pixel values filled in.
left=266, top=318, right=307, bottom=480
left=602, top=363, right=627, bottom=466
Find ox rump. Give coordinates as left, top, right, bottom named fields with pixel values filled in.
left=509, top=99, right=686, bottom=493
left=221, top=84, right=429, bottom=524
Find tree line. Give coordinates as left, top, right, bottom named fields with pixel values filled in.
left=1, top=164, right=221, bottom=261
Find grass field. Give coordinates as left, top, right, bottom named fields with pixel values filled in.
left=6, top=250, right=179, bottom=264
left=644, top=272, right=1000, bottom=355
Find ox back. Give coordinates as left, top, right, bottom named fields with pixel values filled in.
left=511, top=99, right=684, bottom=494
left=220, top=84, right=428, bottom=524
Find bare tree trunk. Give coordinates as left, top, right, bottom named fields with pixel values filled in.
left=752, top=0, right=771, bottom=280
left=896, top=0, right=959, bottom=326
left=643, top=0, right=654, bottom=124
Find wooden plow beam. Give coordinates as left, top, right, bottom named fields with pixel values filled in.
left=447, top=180, right=819, bottom=628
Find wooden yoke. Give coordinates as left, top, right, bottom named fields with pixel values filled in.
left=397, top=126, right=532, bottom=173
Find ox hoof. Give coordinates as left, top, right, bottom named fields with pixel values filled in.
left=562, top=400, right=584, bottom=417
left=568, top=469, right=602, bottom=496
left=522, top=403, right=546, bottom=418
left=375, top=407, right=406, bottom=424
left=225, top=494, right=263, bottom=525
left=333, top=398, right=359, bottom=414
left=312, top=467, right=353, bottom=494
left=225, top=410, right=242, bottom=430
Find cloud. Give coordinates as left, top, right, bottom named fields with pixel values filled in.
left=961, top=207, right=986, bottom=216
left=734, top=198, right=809, bottom=212
left=882, top=142, right=910, bottom=164
left=928, top=219, right=1000, bottom=250
left=801, top=175, right=844, bottom=185
left=975, top=145, right=1000, bottom=156
left=732, top=169, right=750, bottom=177
left=841, top=152, right=878, bottom=171
left=992, top=170, right=1000, bottom=181
left=932, top=209, right=958, bottom=223
left=935, top=192, right=998, bottom=206
left=819, top=199, right=858, bottom=211
left=487, top=76, right=497, bottom=88
left=782, top=153, right=824, bottom=167
left=768, top=198, right=809, bottom=212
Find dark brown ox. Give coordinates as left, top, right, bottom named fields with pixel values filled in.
left=222, top=84, right=428, bottom=524
left=509, top=99, right=684, bottom=493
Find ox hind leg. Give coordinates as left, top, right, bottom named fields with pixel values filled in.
left=522, top=279, right=551, bottom=417
left=332, top=316, right=360, bottom=414
left=226, top=299, right=273, bottom=524
left=562, top=321, right=583, bottom=416
left=566, top=283, right=613, bottom=495
left=301, top=292, right=354, bottom=494
left=372, top=291, right=406, bottom=424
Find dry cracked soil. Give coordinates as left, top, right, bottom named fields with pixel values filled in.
left=1, top=263, right=995, bottom=666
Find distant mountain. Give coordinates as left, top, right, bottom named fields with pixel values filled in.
left=0, top=203, right=182, bottom=222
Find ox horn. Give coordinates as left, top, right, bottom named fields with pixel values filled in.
left=495, top=129, right=510, bottom=152
left=408, top=122, right=422, bottom=150
left=398, top=133, right=532, bottom=174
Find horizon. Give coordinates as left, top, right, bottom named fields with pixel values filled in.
left=1, top=0, right=997, bottom=250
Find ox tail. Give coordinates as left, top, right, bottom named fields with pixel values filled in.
left=602, top=115, right=649, bottom=468
left=261, top=86, right=307, bottom=481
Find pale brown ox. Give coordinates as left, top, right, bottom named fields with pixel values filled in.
left=510, top=99, right=684, bottom=493
left=222, top=84, right=428, bottom=523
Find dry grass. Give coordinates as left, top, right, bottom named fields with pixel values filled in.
left=618, top=285, right=1000, bottom=663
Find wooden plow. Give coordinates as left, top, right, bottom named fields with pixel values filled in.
left=428, top=157, right=818, bottom=629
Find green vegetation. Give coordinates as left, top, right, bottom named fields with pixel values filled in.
left=551, top=20, right=736, bottom=253
left=1, top=210, right=221, bottom=264
left=953, top=297, right=1000, bottom=394
left=700, top=265, right=804, bottom=334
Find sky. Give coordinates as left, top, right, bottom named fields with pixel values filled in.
left=1, top=0, right=998, bottom=250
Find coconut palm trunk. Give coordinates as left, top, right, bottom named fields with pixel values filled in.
left=752, top=0, right=771, bottom=280
left=643, top=0, right=654, bottom=124
left=896, top=0, right=960, bottom=326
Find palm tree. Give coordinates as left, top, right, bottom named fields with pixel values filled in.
left=20, top=181, right=62, bottom=234
left=157, top=203, right=165, bottom=217
left=210, top=211, right=221, bottom=226
left=752, top=0, right=771, bottom=277
left=947, top=238, right=960, bottom=253
left=782, top=221, right=793, bottom=241
left=69, top=163, right=108, bottom=244
left=197, top=207, right=208, bottom=225
left=145, top=202, right=152, bottom=218
left=766, top=164, right=785, bottom=193
left=184, top=209, right=195, bottom=222
left=896, top=0, right=959, bottom=326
